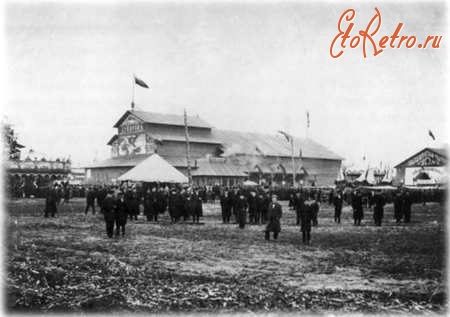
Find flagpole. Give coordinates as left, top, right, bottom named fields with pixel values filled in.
left=184, top=109, right=193, bottom=186
left=131, top=75, right=135, bottom=110
left=291, top=139, right=296, bottom=188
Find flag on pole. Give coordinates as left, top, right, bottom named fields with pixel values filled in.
left=278, top=130, right=293, bottom=143
left=428, top=130, right=436, bottom=140
left=306, top=111, right=310, bottom=128
left=134, top=75, right=149, bottom=88
left=255, top=146, right=264, bottom=155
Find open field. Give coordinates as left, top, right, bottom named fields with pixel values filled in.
left=6, top=198, right=447, bottom=313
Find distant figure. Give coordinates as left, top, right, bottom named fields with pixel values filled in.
left=255, top=192, right=266, bottom=225
left=402, top=191, right=413, bottom=223
left=333, top=191, right=343, bottom=224
left=115, top=192, right=128, bottom=237
left=248, top=191, right=257, bottom=224
left=62, top=184, right=71, bottom=204
left=143, top=189, right=155, bottom=222
left=301, top=196, right=315, bottom=244
left=311, top=198, right=320, bottom=227
left=44, top=185, right=58, bottom=218
left=235, top=193, right=248, bottom=229
left=265, top=194, right=282, bottom=241
left=85, top=187, right=96, bottom=215
left=127, top=190, right=140, bottom=221
left=393, top=191, right=404, bottom=223
left=295, top=192, right=305, bottom=226
left=220, top=190, right=232, bottom=223
left=102, top=191, right=116, bottom=238
left=372, top=191, right=385, bottom=226
left=352, top=190, right=364, bottom=226
left=193, top=190, right=203, bottom=224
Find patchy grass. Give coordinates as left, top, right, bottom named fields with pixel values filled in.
left=6, top=198, right=446, bottom=313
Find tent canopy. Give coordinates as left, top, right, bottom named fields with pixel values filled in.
left=242, top=180, right=258, bottom=186
left=118, top=154, right=188, bottom=183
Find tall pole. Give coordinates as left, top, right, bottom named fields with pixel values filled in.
left=131, top=75, right=136, bottom=110
left=184, top=109, right=192, bottom=186
left=291, top=139, right=296, bottom=187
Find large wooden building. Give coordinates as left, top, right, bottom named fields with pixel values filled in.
left=394, top=147, right=447, bottom=186
left=85, top=109, right=343, bottom=186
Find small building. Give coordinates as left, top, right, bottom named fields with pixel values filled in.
left=85, top=109, right=343, bottom=187
left=394, top=147, right=447, bottom=186
left=6, top=156, right=72, bottom=197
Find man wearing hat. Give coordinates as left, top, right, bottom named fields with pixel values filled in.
left=265, top=194, right=282, bottom=240
left=102, top=190, right=116, bottom=238
left=115, top=192, right=128, bottom=236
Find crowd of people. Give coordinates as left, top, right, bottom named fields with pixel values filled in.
left=40, top=181, right=445, bottom=244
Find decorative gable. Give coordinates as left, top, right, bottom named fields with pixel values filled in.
left=400, top=149, right=446, bottom=167
left=118, top=114, right=144, bottom=135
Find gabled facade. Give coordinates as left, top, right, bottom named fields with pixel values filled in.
left=394, top=147, right=447, bottom=185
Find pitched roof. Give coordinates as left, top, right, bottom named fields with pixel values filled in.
left=118, top=154, right=188, bottom=183
left=429, top=147, right=447, bottom=158
left=191, top=157, right=248, bottom=177
left=394, top=147, right=447, bottom=168
left=151, top=134, right=221, bottom=144
left=107, top=135, right=118, bottom=145
left=84, top=154, right=151, bottom=168
left=212, top=129, right=343, bottom=160
left=113, top=110, right=211, bottom=129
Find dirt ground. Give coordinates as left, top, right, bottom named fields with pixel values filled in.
left=5, top=198, right=447, bottom=313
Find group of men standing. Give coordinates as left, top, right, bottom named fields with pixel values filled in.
left=84, top=185, right=206, bottom=238
left=333, top=188, right=414, bottom=227
left=219, top=189, right=271, bottom=227
left=219, top=188, right=321, bottom=244
left=46, top=180, right=422, bottom=241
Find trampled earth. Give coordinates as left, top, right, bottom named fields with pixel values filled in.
left=6, top=198, right=446, bottom=313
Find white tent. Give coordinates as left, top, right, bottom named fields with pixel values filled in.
left=366, top=169, right=376, bottom=185
left=118, top=154, right=188, bottom=183
left=242, top=180, right=258, bottom=186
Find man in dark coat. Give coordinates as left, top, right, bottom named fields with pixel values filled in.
left=302, top=196, right=315, bottom=244
left=175, top=191, right=186, bottom=222
left=155, top=188, right=167, bottom=215
left=44, top=185, right=58, bottom=218
left=85, top=187, right=96, bottom=215
left=294, top=191, right=305, bottom=226
left=97, top=186, right=107, bottom=211
left=234, top=192, right=248, bottom=229
left=102, top=191, right=116, bottom=238
left=255, top=192, right=266, bottom=225
left=311, top=198, right=320, bottom=227
left=372, top=191, right=385, bottom=226
left=402, top=191, right=413, bottom=223
left=262, top=192, right=271, bottom=223
left=220, top=190, right=232, bottom=223
left=193, top=190, right=203, bottom=223
left=143, top=189, right=155, bottom=221
left=333, top=191, right=343, bottom=224
left=265, top=194, right=282, bottom=240
left=185, top=192, right=196, bottom=223
left=230, top=188, right=239, bottom=223
left=352, top=190, right=364, bottom=225
left=127, top=190, right=140, bottom=221
left=168, top=190, right=177, bottom=223
left=115, top=192, right=128, bottom=236
left=393, top=191, right=403, bottom=223
left=247, top=191, right=258, bottom=224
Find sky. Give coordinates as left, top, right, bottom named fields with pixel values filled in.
left=3, top=0, right=448, bottom=168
